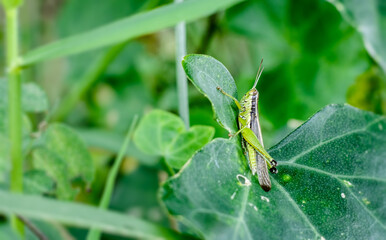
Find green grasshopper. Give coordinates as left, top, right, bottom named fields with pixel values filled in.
left=217, top=60, right=277, bottom=192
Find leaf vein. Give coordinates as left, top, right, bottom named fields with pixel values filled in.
left=272, top=178, right=322, bottom=237
left=288, top=116, right=385, bottom=163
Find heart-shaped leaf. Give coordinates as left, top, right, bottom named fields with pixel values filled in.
left=33, top=147, right=77, bottom=200
left=133, top=110, right=214, bottom=169
left=161, top=104, right=386, bottom=239
left=165, top=126, right=215, bottom=169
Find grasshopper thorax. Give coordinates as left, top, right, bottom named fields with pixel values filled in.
left=240, top=88, right=259, bottom=108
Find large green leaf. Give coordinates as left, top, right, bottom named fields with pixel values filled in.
left=161, top=104, right=386, bottom=239
left=20, top=0, right=244, bottom=65
left=326, top=0, right=386, bottom=73
left=133, top=110, right=214, bottom=169
left=0, top=190, right=189, bottom=240
left=182, top=54, right=239, bottom=133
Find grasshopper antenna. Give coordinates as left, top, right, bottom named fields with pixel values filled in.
left=252, top=58, right=264, bottom=89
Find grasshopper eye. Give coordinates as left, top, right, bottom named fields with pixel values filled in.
left=269, top=167, right=278, bottom=174
left=270, top=159, right=277, bottom=167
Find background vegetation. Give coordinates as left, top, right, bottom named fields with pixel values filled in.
left=0, top=0, right=385, bottom=239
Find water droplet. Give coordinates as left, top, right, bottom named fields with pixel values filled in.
left=230, top=191, right=237, bottom=200
left=343, top=180, right=353, bottom=187
left=236, top=174, right=252, bottom=187
left=341, top=193, right=346, bottom=198
left=362, top=197, right=370, bottom=205
left=260, top=196, right=270, bottom=203
left=321, top=237, right=326, bottom=240
left=248, top=202, right=258, bottom=211
left=282, top=174, right=291, bottom=182
left=302, top=200, right=306, bottom=204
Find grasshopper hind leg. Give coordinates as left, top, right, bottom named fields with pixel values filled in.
left=256, top=153, right=271, bottom=192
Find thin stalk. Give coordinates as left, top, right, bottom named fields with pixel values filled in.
left=17, top=216, right=48, bottom=240
left=52, top=43, right=127, bottom=121
left=86, top=116, right=138, bottom=240
left=5, top=8, right=24, bottom=234
left=174, top=0, right=190, bottom=129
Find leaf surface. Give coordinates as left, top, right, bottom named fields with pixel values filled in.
left=162, top=104, right=386, bottom=239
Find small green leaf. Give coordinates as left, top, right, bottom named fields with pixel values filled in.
left=44, top=123, right=94, bottom=183
left=161, top=104, right=386, bottom=239
left=23, top=170, right=54, bottom=195
left=33, top=147, right=77, bottom=200
left=134, top=110, right=185, bottom=156
left=0, top=81, right=48, bottom=112
left=182, top=54, right=239, bottom=133
left=133, top=110, right=214, bottom=169
left=165, top=126, right=215, bottom=169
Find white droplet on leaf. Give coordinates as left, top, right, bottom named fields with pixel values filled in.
left=236, top=174, right=252, bottom=187
left=230, top=191, right=237, bottom=200
left=260, top=196, right=270, bottom=202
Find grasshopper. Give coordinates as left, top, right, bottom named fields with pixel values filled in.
left=217, top=60, right=277, bottom=192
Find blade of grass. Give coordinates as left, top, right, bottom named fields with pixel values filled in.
left=86, top=116, right=138, bottom=240
left=0, top=190, right=187, bottom=240
left=20, top=0, right=244, bottom=66
left=174, top=0, right=190, bottom=129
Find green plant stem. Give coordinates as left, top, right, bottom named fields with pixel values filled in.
left=52, top=43, right=127, bottom=121
left=174, top=0, right=190, bottom=129
left=5, top=7, right=24, bottom=235
left=86, top=116, right=138, bottom=240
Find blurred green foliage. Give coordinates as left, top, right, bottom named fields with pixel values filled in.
left=0, top=0, right=385, bottom=239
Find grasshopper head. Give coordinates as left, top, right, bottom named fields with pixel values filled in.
left=248, top=88, right=260, bottom=99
